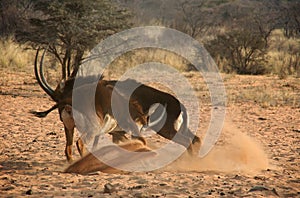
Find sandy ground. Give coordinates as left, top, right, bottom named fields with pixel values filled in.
left=0, top=68, right=299, bottom=197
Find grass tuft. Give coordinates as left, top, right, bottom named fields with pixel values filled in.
left=0, top=37, right=34, bottom=70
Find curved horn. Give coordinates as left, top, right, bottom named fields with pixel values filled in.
left=102, top=114, right=118, bottom=134
left=147, top=104, right=167, bottom=128
left=93, top=114, right=118, bottom=149
left=39, top=47, right=56, bottom=97
left=34, top=47, right=56, bottom=101
left=142, top=103, right=167, bottom=130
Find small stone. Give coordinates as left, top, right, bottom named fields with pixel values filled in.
left=249, top=186, right=269, bottom=192
left=220, top=192, right=225, bottom=196
left=4, top=186, right=14, bottom=191
left=104, top=183, right=115, bottom=194
left=25, top=189, right=33, bottom=195
left=47, top=132, right=57, bottom=136
left=293, top=129, right=300, bottom=133
left=128, top=185, right=145, bottom=190
left=258, top=117, right=267, bottom=121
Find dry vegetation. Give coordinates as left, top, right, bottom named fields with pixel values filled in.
left=2, top=29, right=299, bottom=79
left=268, top=30, right=300, bottom=78
left=106, top=48, right=190, bottom=77
left=0, top=37, right=34, bottom=70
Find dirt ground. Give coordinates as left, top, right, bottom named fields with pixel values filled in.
left=0, top=68, right=299, bottom=197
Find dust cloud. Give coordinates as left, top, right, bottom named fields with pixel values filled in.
left=164, top=120, right=270, bottom=174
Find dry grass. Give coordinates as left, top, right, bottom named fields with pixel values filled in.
left=224, top=74, right=300, bottom=108
left=0, top=37, right=34, bottom=70
left=182, top=72, right=300, bottom=109
left=267, top=29, right=300, bottom=78
left=104, top=48, right=191, bottom=78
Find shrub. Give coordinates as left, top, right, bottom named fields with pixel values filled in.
left=205, top=29, right=268, bottom=75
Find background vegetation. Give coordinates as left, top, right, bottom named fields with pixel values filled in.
left=0, top=0, right=299, bottom=78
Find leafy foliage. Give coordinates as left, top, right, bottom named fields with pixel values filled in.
left=16, top=0, right=131, bottom=79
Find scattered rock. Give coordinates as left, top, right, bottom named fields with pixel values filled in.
left=233, top=175, right=242, bottom=179
left=128, top=185, right=146, bottom=190
left=258, top=117, right=267, bottom=121
left=3, top=186, right=15, bottom=191
left=104, top=183, right=116, bottom=194
left=46, top=132, right=57, bottom=136
left=254, top=176, right=265, bottom=180
left=292, top=129, right=300, bottom=133
left=207, top=189, right=216, bottom=195
left=249, top=186, right=279, bottom=196
left=249, top=186, right=269, bottom=192
left=25, top=189, right=33, bottom=195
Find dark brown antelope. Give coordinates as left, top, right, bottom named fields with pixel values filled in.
left=32, top=48, right=201, bottom=161
left=32, top=49, right=154, bottom=161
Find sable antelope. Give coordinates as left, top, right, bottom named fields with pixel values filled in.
left=32, top=48, right=201, bottom=161
left=32, top=49, right=164, bottom=161
left=65, top=139, right=156, bottom=174
left=60, top=83, right=166, bottom=151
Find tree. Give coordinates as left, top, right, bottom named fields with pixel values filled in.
left=282, top=1, right=300, bottom=38
left=0, top=0, right=26, bottom=37
left=204, top=0, right=288, bottom=75
left=251, top=1, right=284, bottom=48
left=17, top=0, right=131, bottom=79
left=206, top=29, right=268, bottom=75
left=170, top=0, right=217, bottom=39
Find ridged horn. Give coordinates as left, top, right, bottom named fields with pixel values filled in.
left=34, top=47, right=56, bottom=101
